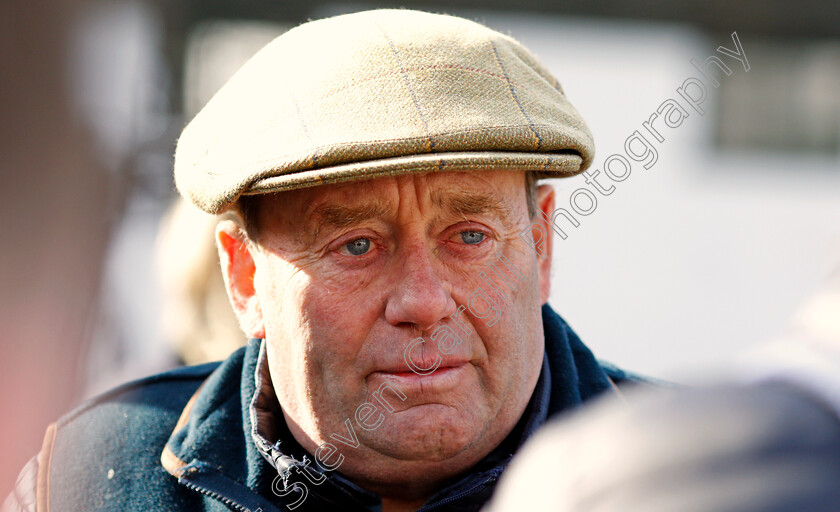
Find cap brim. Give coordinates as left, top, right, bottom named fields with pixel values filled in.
left=244, top=151, right=585, bottom=197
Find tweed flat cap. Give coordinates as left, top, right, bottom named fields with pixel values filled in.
left=175, top=9, right=595, bottom=214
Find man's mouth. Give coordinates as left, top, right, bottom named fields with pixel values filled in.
left=380, top=363, right=463, bottom=377
left=369, top=361, right=470, bottom=393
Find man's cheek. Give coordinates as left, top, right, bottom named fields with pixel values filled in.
left=307, top=294, right=379, bottom=347
left=304, top=308, right=371, bottom=389
left=302, top=278, right=365, bottom=321
left=317, top=263, right=383, bottom=296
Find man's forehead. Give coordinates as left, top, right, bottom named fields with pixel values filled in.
left=257, top=171, right=526, bottom=240
left=268, top=171, right=524, bottom=217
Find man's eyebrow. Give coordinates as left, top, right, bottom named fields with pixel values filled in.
left=307, top=202, right=391, bottom=241
left=431, top=189, right=515, bottom=226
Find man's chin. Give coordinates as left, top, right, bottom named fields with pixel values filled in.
left=359, top=405, right=482, bottom=462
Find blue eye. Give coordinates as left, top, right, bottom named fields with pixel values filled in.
left=460, top=231, right=485, bottom=245
left=344, top=238, right=371, bottom=256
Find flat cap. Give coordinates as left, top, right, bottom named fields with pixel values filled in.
left=175, top=9, right=595, bottom=214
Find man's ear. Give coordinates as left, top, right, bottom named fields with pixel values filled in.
left=535, top=184, right=555, bottom=305
left=216, top=219, right=265, bottom=339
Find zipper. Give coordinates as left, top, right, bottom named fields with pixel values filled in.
left=180, top=478, right=254, bottom=511
left=418, top=478, right=495, bottom=511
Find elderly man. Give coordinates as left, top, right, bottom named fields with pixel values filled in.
left=4, top=9, right=644, bottom=512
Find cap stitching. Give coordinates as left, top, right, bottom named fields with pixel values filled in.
left=291, top=96, right=319, bottom=169
left=320, top=64, right=512, bottom=100
left=489, top=40, right=543, bottom=151
left=378, top=23, right=436, bottom=154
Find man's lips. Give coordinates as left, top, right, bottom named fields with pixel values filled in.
left=368, top=361, right=471, bottom=394
left=378, top=364, right=463, bottom=377
left=373, top=358, right=470, bottom=375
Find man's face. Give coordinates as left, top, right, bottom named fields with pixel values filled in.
left=220, top=170, right=554, bottom=490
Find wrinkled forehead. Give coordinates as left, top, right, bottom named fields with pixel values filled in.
left=261, top=169, right=528, bottom=220
left=247, top=170, right=530, bottom=245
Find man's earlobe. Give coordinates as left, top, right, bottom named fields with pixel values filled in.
left=216, top=220, right=265, bottom=339
left=535, top=184, right=555, bottom=305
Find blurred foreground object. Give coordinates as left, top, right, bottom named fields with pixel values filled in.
left=735, top=264, right=840, bottom=416
left=487, top=265, right=840, bottom=511
left=0, top=0, right=113, bottom=497
left=155, top=198, right=245, bottom=364
left=789, top=267, right=840, bottom=345
left=486, top=384, right=840, bottom=512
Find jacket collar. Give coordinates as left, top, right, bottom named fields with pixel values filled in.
left=161, top=304, right=613, bottom=511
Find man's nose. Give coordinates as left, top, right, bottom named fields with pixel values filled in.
left=384, top=241, right=457, bottom=331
